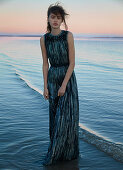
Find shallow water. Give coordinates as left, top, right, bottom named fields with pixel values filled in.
left=0, top=36, right=123, bottom=169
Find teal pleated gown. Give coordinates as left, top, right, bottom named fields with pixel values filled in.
left=42, top=30, right=79, bottom=166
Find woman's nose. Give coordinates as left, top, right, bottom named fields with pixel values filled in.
left=54, top=17, right=58, bottom=21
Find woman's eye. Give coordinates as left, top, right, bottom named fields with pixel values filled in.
left=51, top=15, right=62, bottom=19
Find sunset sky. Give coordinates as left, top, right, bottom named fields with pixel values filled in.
left=0, top=0, right=123, bottom=35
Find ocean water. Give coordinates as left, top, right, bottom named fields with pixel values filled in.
left=0, top=35, right=123, bottom=169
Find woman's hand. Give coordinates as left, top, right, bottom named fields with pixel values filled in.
left=58, top=85, right=66, bottom=97
left=43, top=87, right=49, bottom=100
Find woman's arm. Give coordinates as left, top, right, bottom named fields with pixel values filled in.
left=58, top=31, right=75, bottom=96
left=40, top=36, right=49, bottom=99
left=62, top=31, right=75, bottom=87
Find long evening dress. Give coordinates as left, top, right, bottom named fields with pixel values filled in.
left=42, top=30, right=79, bottom=166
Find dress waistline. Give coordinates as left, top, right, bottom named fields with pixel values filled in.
left=51, top=63, right=69, bottom=67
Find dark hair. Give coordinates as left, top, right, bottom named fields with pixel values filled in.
left=47, top=2, right=69, bottom=33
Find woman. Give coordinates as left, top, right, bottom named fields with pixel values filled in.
left=40, top=3, right=79, bottom=166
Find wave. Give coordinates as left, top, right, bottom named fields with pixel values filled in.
left=14, top=70, right=43, bottom=96
left=81, top=61, right=123, bottom=73
left=0, top=52, right=44, bottom=96
left=79, top=123, right=123, bottom=163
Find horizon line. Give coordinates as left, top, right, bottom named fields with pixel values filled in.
left=0, top=34, right=123, bottom=38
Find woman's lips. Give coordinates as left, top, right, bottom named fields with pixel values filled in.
left=53, top=23, right=58, bottom=26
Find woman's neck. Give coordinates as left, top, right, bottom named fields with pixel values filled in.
left=51, top=28, right=62, bottom=36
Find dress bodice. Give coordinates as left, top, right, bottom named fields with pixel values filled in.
left=44, top=30, right=69, bottom=67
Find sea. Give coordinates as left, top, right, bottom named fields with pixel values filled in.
left=0, top=33, right=123, bottom=170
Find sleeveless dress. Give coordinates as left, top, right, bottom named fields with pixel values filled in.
left=42, top=30, right=79, bottom=166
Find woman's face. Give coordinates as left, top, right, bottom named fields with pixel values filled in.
left=48, top=13, right=63, bottom=29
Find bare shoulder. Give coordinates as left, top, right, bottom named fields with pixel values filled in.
left=40, top=35, right=44, bottom=45
left=67, top=31, right=74, bottom=41
left=67, top=31, right=73, bottom=37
